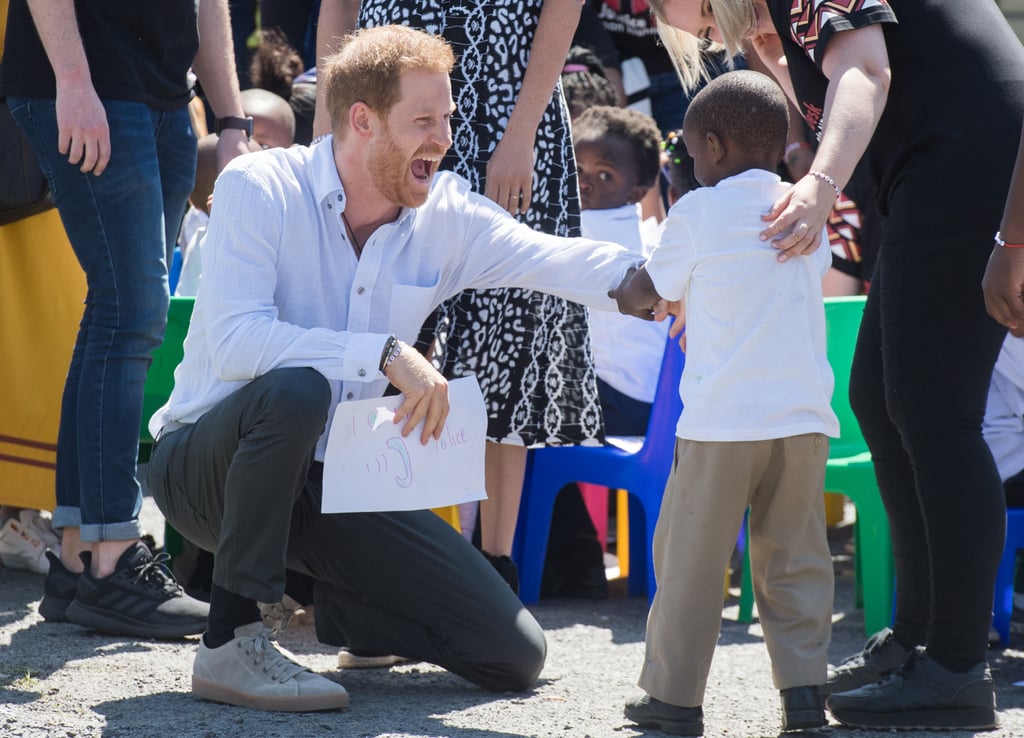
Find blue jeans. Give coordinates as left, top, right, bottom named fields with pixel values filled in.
left=9, top=98, right=196, bottom=542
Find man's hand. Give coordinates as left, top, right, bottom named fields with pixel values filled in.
left=383, top=342, right=450, bottom=444
left=983, top=245, right=1024, bottom=337
left=56, top=82, right=110, bottom=175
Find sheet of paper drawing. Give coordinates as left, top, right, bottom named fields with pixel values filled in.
left=321, top=376, right=487, bottom=513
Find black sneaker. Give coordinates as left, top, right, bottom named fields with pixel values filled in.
left=38, top=550, right=80, bottom=622
left=826, top=649, right=998, bottom=730
left=66, top=542, right=209, bottom=639
left=823, top=627, right=913, bottom=695
left=482, top=551, right=519, bottom=595
left=624, top=694, right=704, bottom=735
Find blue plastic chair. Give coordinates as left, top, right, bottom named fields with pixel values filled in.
left=993, top=507, right=1024, bottom=646
left=512, top=323, right=685, bottom=603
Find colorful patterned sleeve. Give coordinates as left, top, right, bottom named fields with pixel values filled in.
left=787, top=0, right=898, bottom=68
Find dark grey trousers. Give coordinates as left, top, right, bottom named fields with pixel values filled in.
left=146, top=367, right=546, bottom=691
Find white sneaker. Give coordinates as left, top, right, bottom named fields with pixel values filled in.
left=257, top=594, right=303, bottom=634
left=337, top=648, right=411, bottom=669
left=193, top=622, right=348, bottom=712
left=0, top=511, right=60, bottom=575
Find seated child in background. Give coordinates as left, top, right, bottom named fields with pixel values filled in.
left=661, top=129, right=701, bottom=206
left=239, top=87, right=296, bottom=150
left=613, top=70, right=838, bottom=735
left=574, top=105, right=668, bottom=435
left=175, top=95, right=294, bottom=296
left=561, top=45, right=620, bottom=120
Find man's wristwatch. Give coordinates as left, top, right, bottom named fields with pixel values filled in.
left=214, top=116, right=254, bottom=138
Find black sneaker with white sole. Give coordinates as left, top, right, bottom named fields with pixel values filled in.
left=66, top=542, right=208, bottom=639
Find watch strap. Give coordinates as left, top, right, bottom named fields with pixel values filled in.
left=215, top=116, right=253, bottom=137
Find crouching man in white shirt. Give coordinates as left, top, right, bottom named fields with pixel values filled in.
left=145, top=24, right=638, bottom=713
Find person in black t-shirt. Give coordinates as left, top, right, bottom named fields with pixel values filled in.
left=637, top=0, right=1024, bottom=732
left=1, top=0, right=250, bottom=641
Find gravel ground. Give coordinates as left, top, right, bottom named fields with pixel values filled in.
left=2, top=496, right=1024, bottom=738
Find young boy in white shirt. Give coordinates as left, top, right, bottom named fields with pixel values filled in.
left=612, top=69, right=839, bottom=735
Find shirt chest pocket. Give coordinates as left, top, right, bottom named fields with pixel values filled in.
left=389, top=277, right=442, bottom=346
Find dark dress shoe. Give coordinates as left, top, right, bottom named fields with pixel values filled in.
left=624, top=694, right=704, bottom=735
left=781, top=685, right=826, bottom=731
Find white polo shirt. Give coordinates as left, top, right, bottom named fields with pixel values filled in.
left=645, top=169, right=839, bottom=442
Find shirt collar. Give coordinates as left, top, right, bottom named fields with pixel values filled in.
left=309, top=135, right=418, bottom=228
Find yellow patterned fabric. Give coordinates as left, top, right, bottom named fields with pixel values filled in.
left=0, top=209, right=85, bottom=509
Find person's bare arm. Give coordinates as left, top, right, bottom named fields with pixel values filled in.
left=985, top=120, right=1024, bottom=336
left=755, top=25, right=890, bottom=261
left=484, top=0, right=583, bottom=215
left=192, top=0, right=249, bottom=169
left=313, top=0, right=361, bottom=137
left=25, top=0, right=109, bottom=174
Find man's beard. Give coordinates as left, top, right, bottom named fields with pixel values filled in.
left=368, top=127, right=443, bottom=209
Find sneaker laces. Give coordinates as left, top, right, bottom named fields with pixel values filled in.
left=839, top=627, right=895, bottom=667
left=130, top=552, right=184, bottom=597
left=244, top=629, right=308, bottom=683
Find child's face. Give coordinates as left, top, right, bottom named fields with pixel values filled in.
left=574, top=135, right=646, bottom=211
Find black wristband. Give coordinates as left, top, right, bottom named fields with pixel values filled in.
left=215, top=116, right=254, bottom=138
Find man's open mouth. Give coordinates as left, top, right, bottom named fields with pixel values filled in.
left=411, top=155, right=442, bottom=182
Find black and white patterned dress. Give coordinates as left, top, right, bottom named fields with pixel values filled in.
left=360, top=1, right=605, bottom=447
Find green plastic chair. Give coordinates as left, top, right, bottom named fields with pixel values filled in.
left=138, top=296, right=196, bottom=458
left=738, top=296, right=894, bottom=636
left=137, top=296, right=195, bottom=560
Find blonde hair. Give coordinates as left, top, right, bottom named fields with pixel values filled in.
left=322, top=24, right=455, bottom=136
left=648, top=0, right=756, bottom=91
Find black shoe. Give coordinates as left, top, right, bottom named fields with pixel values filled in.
left=624, top=694, right=704, bottom=736
left=482, top=551, right=519, bottom=595
left=823, top=627, right=913, bottom=695
left=38, top=550, right=80, bottom=622
left=826, top=649, right=998, bottom=730
left=781, top=685, right=826, bottom=731
left=65, top=542, right=209, bottom=639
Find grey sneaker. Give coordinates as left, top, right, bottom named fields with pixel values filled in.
left=257, top=594, right=303, bottom=634
left=826, top=649, right=997, bottom=730
left=823, top=627, right=913, bottom=695
left=193, top=622, right=349, bottom=712
left=624, top=694, right=704, bottom=735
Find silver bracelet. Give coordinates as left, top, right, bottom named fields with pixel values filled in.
left=382, top=340, right=402, bottom=374
left=808, top=170, right=842, bottom=199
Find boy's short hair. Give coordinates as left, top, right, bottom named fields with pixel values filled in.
left=572, top=105, right=663, bottom=188
left=322, top=25, right=455, bottom=137
left=561, top=45, right=619, bottom=120
left=241, top=87, right=296, bottom=145
left=683, top=70, right=789, bottom=162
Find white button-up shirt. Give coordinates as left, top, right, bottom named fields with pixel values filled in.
left=150, top=136, right=636, bottom=459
